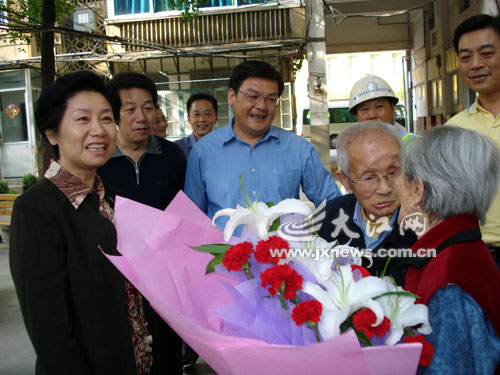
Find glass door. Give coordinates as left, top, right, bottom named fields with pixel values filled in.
left=0, top=90, right=32, bottom=178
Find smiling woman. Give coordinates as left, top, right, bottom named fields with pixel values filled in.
left=9, top=71, right=150, bottom=374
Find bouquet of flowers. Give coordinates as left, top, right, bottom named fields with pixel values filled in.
left=194, top=191, right=433, bottom=357
left=105, top=190, right=433, bottom=375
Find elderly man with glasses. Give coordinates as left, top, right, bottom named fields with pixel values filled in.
left=185, top=60, right=341, bottom=233
left=317, top=121, right=417, bottom=283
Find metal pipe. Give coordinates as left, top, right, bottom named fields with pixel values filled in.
left=156, top=77, right=229, bottom=85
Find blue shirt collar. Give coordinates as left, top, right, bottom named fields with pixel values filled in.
left=353, top=201, right=399, bottom=250
left=221, top=118, right=280, bottom=146
left=186, top=133, right=198, bottom=147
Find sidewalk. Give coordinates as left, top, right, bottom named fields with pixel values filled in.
left=0, top=242, right=36, bottom=375
left=0, top=242, right=215, bottom=375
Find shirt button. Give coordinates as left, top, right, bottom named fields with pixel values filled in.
left=251, top=168, right=255, bottom=172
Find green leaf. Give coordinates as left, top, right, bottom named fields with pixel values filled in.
left=190, top=243, right=231, bottom=254
left=352, top=326, right=373, bottom=347
left=265, top=201, right=275, bottom=208
left=374, top=291, right=421, bottom=299
left=268, top=217, right=281, bottom=232
left=380, top=257, right=391, bottom=278
left=205, top=253, right=225, bottom=274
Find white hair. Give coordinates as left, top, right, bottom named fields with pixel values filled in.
left=337, top=121, right=404, bottom=175
left=401, top=126, right=500, bottom=224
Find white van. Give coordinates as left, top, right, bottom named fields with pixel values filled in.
left=301, top=100, right=407, bottom=149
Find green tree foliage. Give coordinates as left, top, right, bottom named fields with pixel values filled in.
left=168, top=0, right=208, bottom=22
left=0, top=181, right=9, bottom=194
left=22, top=173, right=38, bottom=191
left=1, top=0, right=77, bottom=44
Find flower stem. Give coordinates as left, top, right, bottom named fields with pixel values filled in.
left=306, top=321, right=321, bottom=343
left=277, top=293, right=288, bottom=310
left=243, top=268, right=254, bottom=280
left=313, top=325, right=321, bottom=343
left=239, top=175, right=254, bottom=211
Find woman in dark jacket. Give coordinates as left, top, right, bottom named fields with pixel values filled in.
left=9, top=71, right=151, bottom=375
left=394, top=126, right=500, bottom=374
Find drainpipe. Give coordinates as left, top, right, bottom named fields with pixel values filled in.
left=306, top=0, right=330, bottom=172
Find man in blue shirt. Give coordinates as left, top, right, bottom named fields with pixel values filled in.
left=175, top=93, right=218, bottom=158
left=185, top=60, right=341, bottom=230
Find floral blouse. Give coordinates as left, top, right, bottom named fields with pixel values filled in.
left=45, top=161, right=153, bottom=374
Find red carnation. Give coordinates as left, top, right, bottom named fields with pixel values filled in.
left=255, top=236, right=290, bottom=264
left=222, top=242, right=254, bottom=272
left=351, top=265, right=371, bottom=278
left=260, top=263, right=303, bottom=300
left=352, top=308, right=391, bottom=339
left=404, top=335, right=434, bottom=367
left=292, top=300, right=323, bottom=326
left=372, top=316, right=391, bottom=337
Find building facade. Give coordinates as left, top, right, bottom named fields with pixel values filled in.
left=0, top=0, right=498, bottom=177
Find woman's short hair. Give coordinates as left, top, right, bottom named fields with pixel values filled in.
left=337, top=121, right=404, bottom=175
left=401, top=126, right=500, bottom=224
left=35, top=71, right=117, bottom=160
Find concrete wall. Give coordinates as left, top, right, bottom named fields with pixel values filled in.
left=325, top=13, right=410, bottom=54
left=408, top=0, right=498, bottom=132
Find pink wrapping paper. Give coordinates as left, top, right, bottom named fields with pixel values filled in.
left=105, top=191, right=422, bottom=375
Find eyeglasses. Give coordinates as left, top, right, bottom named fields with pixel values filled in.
left=342, top=168, right=400, bottom=193
left=237, top=89, right=280, bottom=106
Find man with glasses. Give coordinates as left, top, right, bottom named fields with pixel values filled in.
left=185, top=60, right=340, bottom=231
left=317, top=121, right=416, bottom=283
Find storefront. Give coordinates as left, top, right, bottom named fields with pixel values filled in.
left=0, top=69, right=41, bottom=179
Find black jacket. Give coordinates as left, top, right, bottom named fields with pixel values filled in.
left=98, top=136, right=186, bottom=211
left=9, top=178, right=137, bottom=375
left=99, top=136, right=185, bottom=374
left=317, top=194, right=417, bottom=284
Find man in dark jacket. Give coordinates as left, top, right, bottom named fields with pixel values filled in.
left=317, top=121, right=417, bottom=284
left=98, top=72, right=186, bottom=374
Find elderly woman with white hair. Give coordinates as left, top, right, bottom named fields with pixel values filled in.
left=394, top=126, right=500, bottom=374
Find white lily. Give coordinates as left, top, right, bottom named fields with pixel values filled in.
left=286, top=237, right=362, bottom=282
left=378, top=277, right=432, bottom=345
left=302, top=262, right=388, bottom=340
left=213, top=198, right=312, bottom=242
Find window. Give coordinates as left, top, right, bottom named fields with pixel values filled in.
left=0, top=91, right=29, bottom=143
left=453, top=74, right=459, bottom=105
left=432, top=80, right=442, bottom=108
left=277, top=83, right=292, bottom=130
left=112, top=0, right=272, bottom=16
left=114, top=0, right=150, bottom=15
left=302, top=106, right=356, bottom=125
left=428, top=5, right=435, bottom=29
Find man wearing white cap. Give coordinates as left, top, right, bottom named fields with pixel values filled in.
left=349, top=76, right=415, bottom=143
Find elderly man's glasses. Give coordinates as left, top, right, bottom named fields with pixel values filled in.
left=342, top=168, right=400, bottom=192
left=237, top=89, right=280, bottom=106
